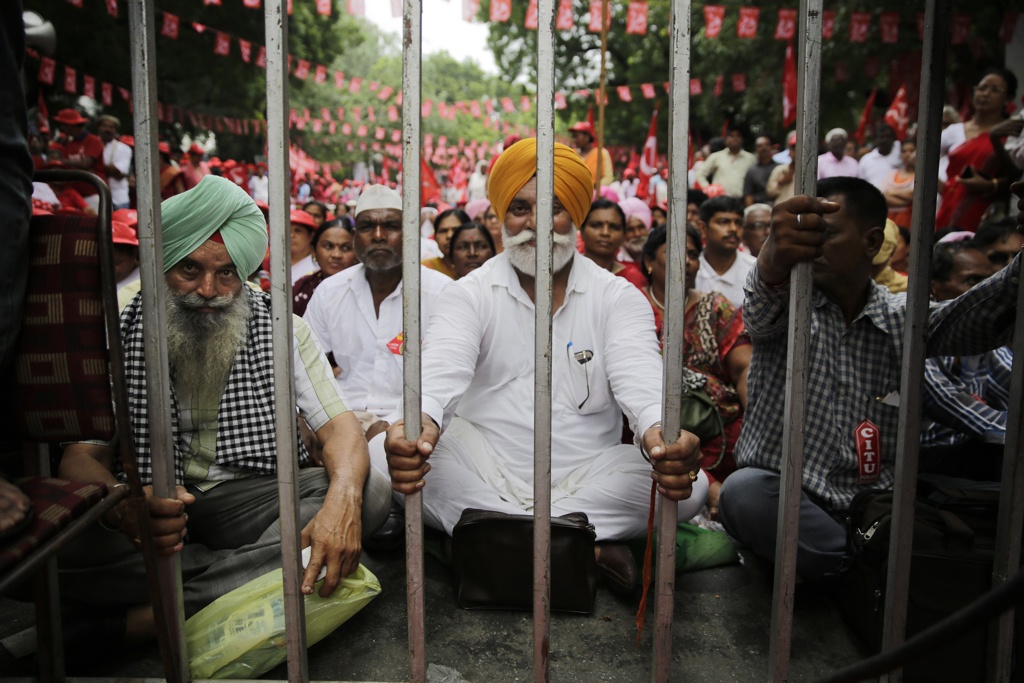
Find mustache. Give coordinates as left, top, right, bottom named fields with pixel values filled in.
left=503, top=228, right=577, bottom=247
left=175, top=291, right=236, bottom=310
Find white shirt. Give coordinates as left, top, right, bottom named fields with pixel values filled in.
left=304, top=264, right=452, bottom=424
left=817, top=152, right=860, bottom=180
left=249, top=174, right=269, bottom=203
left=291, top=254, right=316, bottom=285
left=419, top=253, right=664, bottom=482
left=695, top=250, right=756, bottom=308
left=857, top=143, right=902, bottom=190
left=103, top=139, right=133, bottom=207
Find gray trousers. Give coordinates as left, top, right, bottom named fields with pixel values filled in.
left=718, top=467, right=848, bottom=581
left=58, top=466, right=391, bottom=617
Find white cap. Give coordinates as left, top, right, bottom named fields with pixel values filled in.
left=825, top=128, right=848, bottom=144
left=355, top=184, right=402, bottom=217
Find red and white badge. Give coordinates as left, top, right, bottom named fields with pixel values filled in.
left=855, top=419, right=881, bottom=484
left=387, top=332, right=404, bottom=355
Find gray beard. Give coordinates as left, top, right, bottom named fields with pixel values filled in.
left=504, top=226, right=578, bottom=277
left=165, top=285, right=250, bottom=405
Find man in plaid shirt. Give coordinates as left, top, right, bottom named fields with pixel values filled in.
left=718, top=176, right=1022, bottom=581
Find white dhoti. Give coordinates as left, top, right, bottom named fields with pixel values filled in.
left=369, top=417, right=708, bottom=541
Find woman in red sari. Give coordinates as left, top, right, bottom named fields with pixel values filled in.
left=936, top=68, right=1020, bottom=232
left=641, top=224, right=751, bottom=518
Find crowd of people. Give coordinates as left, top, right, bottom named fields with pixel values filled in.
left=3, top=62, right=1023, bottom=660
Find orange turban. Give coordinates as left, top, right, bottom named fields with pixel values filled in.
left=488, top=138, right=593, bottom=229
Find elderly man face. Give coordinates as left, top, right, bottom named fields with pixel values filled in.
left=742, top=207, right=771, bottom=257
left=624, top=217, right=650, bottom=259
left=354, top=208, right=403, bottom=272
left=502, top=177, right=577, bottom=276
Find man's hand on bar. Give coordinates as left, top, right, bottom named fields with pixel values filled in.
left=643, top=425, right=702, bottom=501
left=384, top=413, right=441, bottom=494
left=757, top=195, right=840, bottom=285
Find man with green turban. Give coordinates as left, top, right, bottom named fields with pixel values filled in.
left=57, top=176, right=391, bottom=650
left=377, top=139, right=707, bottom=597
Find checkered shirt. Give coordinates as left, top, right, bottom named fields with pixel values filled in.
left=735, top=255, right=1020, bottom=512
left=120, top=287, right=311, bottom=485
left=920, top=347, right=1011, bottom=448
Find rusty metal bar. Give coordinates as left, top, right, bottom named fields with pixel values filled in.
left=401, top=2, right=427, bottom=681
left=768, top=1, right=822, bottom=679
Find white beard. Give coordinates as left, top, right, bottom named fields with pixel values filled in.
left=165, top=284, right=250, bottom=404
left=503, top=225, right=578, bottom=277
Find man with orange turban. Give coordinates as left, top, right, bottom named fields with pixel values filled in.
left=375, top=139, right=707, bottom=596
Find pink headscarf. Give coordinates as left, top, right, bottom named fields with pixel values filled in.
left=618, top=197, right=652, bottom=230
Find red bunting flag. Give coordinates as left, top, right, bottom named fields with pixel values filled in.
left=388, top=106, right=398, bottom=122
left=161, top=12, right=179, bottom=39
left=317, top=0, right=331, bottom=16
left=520, top=95, right=531, bottom=111
left=588, top=0, right=611, bottom=33
left=287, top=0, right=292, bottom=15
left=879, top=12, right=899, bottom=44
left=334, top=71, right=345, bottom=89
left=244, top=0, right=260, bottom=7
left=375, top=127, right=385, bottom=140
left=367, top=106, right=377, bottom=122
left=329, top=122, right=336, bottom=134
left=951, top=14, right=970, bottom=44
left=421, top=101, right=432, bottom=117
left=38, top=57, right=56, bottom=85
left=640, top=82, right=655, bottom=99
left=525, top=0, right=538, bottom=30
left=64, top=66, right=76, bottom=94
left=626, top=2, right=648, bottom=35
left=782, top=41, right=797, bottom=128
left=421, top=157, right=441, bottom=205
left=500, top=97, right=515, bottom=113
left=378, top=85, right=394, bottom=101
left=704, top=5, right=725, bottom=38
left=337, top=107, right=345, bottom=119
left=106, top=0, right=117, bottom=17
left=315, top=65, right=327, bottom=83
left=295, top=60, right=310, bottom=80
left=203, top=0, right=221, bottom=5
left=490, top=0, right=511, bottom=22
left=118, top=86, right=130, bottom=101
left=463, top=0, right=480, bottom=22
left=884, top=85, right=910, bottom=140
left=636, top=109, right=657, bottom=203
left=346, top=0, right=364, bottom=16
left=713, top=75, right=724, bottom=97
left=392, top=130, right=401, bottom=143
left=256, top=46, right=267, bottom=68
left=312, top=120, right=322, bottom=133
left=775, top=9, right=796, bottom=40
left=1000, top=13, right=1019, bottom=42
left=356, top=125, right=368, bottom=137
left=689, top=79, right=702, bottom=95
left=822, top=10, right=835, bottom=39
left=238, top=39, right=252, bottom=63
left=853, top=87, right=877, bottom=145
left=214, top=32, right=231, bottom=56
left=732, top=74, right=746, bottom=92
left=737, top=7, right=759, bottom=38
left=102, top=82, right=112, bottom=105
left=554, top=92, right=567, bottom=110
left=321, top=107, right=331, bottom=121
left=556, top=0, right=574, bottom=30
left=342, top=123, right=351, bottom=135
left=470, top=101, right=481, bottom=117
left=349, top=77, right=362, bottom=93
left=849, top=12, right=870, bottom=43
left=617, top=85, right=633, bottom=102
left=83, top=75, right=95, bottom=99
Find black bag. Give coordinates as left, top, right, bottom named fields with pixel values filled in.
left=451, top=508, right=598, bottom=614
left=838, top=484, right=1011, bottom=683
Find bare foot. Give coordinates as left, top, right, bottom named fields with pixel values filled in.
left=0, top=478, right=31, bottom=537
left=707, top=479, right=722, bottom=520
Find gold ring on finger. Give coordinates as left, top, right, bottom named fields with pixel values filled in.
left=688, top=470, right=699, bottom=482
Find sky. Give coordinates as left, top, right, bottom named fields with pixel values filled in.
left=362, top=1, right=498, bottom=75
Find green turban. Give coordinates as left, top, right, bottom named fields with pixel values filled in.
left=160, top=175, right=268, bottom=276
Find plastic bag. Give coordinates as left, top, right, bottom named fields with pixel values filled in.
left=185, top=563, right=381, bottom=679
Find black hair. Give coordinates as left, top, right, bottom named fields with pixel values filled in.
left=699, top=196, right=745, bottom=226
left=973, top=217, right=1018, bottom=249
left=897, top=226, right=911, bottom=246
left=755, top=132, right=775, bottom=145
left=446, top=221, right=496, bottom=260
left=816, top=176, right=888, bottom=232
left=311, top=217, right=353, bottom=249
left=583, top=198, right=626, bottom=228
left=639, top=224, right=703, bottom=284
left=687, top=189, right=709, bottom=208
left=931, top=241, right=981, bottom=283
left=435, top=208, right=471, bottom=230
left=980, top=66, right=1018, bottom=102
left=302, top=200, right=328, bottom=217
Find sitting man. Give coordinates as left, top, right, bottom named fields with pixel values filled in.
left=718, top=176, right=1022, bottom=581
left=378, top=139, right=708, bottom=594
left=920, top=240, right=1007, bottom=481
left=58, top=175, right=391, bottom=647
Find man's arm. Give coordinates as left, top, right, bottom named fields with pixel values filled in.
left=695, top=153, right=717, bottom=188
left=921, top=357, right=1006, bottom=440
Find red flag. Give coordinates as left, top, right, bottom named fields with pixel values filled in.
left=378, top=85, right=394, bottom=101
left=689, top=79, right=702, bottom=96
left=775, top=9, right=796, bottom=40
left=636, top=109, right=658, bottom=204
left=849, top=12, right=870, bottom=43
left=554, top=92, right=567, bottom=110
left=214, top=32, right=231, bottom=56
left=704, top=5, right=725, bottom=38
left=617, top=85, right=633, bottom=102
left=884, top=85, right=910, bottom=141
left=501, top=97, right=515, bottom=113
left=782, top=41, right=797, bottom=129
left=737, top=7, right=759, bottom=38
left=490, top=0, right=511, bottom=22
left=349, top=77, right=362, bottom=93
left=641, top=83, right=655, bottom=99
left=315, top=65, right=328, bottom=83
left=520, top=95, right=531, bottom=112
left=295, top=60, right=310, bottom=80
left=64, top=66, right=77, bottom=94
left=256, top=46, right=267, bottom=68
left=37, top=92, right=48, bottom=132
left=731, top=74, right=746, bottom=93
left=713, top=75, right=724, bottom=97
left=626, top=2, right=648, bottom=36
left=879, top=12, right=899, bottom=44
left=317, top=0, right=331, bottom=16
left=951, top=15, right=970, bottom=44
left=556, top=0, right=574, bottom=30
left=239, top=39, right=252, bottom=63
left=449, top=157, right=468, bottom=203
left=525, top=0, right=538, bottom=30
left=346, top=0, right=364, bottom=16
left=38, top=57, right=55, bottom=85
left=161, top=12, right=179, bottom=39
left=101, top=82, right=112, bottom=106
left=334, top=71, right=345, bottom=89
left=588, top=0, right=611, bottom=33
left=421, top=158, right=441, bottom=206
left=381, top=156, right=391, bottom=184
left=853, top=87, right=877, bottom=145
left=822, top=10, right=836, bottom=39
left=83, top=75, right=95, bottom=99
left=106, top=0, right=118, bottom=17
left=463, top=0, right=481, bottom=22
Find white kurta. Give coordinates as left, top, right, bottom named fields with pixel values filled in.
left=695, top=250, right=756, bottom=308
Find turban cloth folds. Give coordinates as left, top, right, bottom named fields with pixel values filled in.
left=487, top=139, right=593, bottom=229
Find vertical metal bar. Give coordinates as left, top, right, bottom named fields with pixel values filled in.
left=264, top=1, right=309, bottom=681
left=651, top=2, right=690, bottom=679
left=594, top=0, right=609, bottom=193
left=879, top=4, right=948, bottom=682
left=126, top=1, right=189, bottom=680
left=991, top=274, right=1024, bottom=682
left=34, top=560, right=63, bottom=683
left=533, top=2, right=556, bottom=681
left=401, top=2, right=426, bottom=681
left=768, top=1, right=821, bottom=680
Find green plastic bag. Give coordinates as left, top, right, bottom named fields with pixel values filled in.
left=628, top=522, right=739, bottom=573
left=185, top=563, right=381, bottom=679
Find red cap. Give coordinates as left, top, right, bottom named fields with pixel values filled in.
left=188, top=143, right=204, bottom=156
left=111, top=221, right=139, bottom=246
left=256, top=161, right=268, bottom=169
left=623, top=168, right=636, bottom=179
left=568, top=121, right=595, bottom=139
left=158, top=141, right=171, bottom=155
left=208, top=157, right=222, bottom=168
left=53, top=108, right=88, bottom=125
left=118, top=134, right=134, bottom=147
left=290, top=209, right=317, bottom=230
left=112, top=208, right=138, bottom=227
left=223, top=159, right=238, bottom=169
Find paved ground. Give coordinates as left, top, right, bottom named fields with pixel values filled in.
left=0, top=539, right=871, bottom=681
